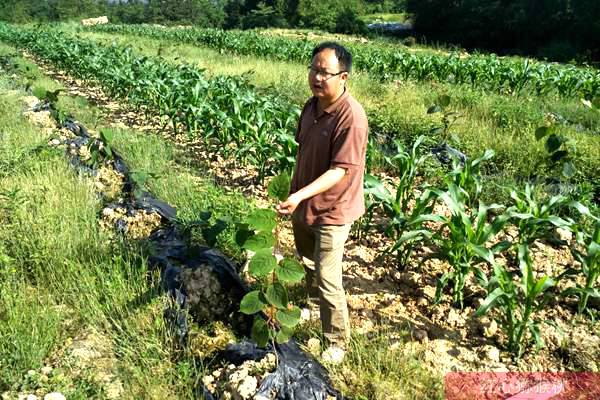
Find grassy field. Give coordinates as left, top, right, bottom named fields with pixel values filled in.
left=69, top=28, right=600, bottom=204
left=1, top=24, right=599, bottom=399
left=0, top=42, right=441, bottom=399
left=360, top=13, right=410, bottom=24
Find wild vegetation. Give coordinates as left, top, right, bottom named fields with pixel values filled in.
left=88, top=23, right=600, bottom=99
left=1, top=15, right=600, bottom=399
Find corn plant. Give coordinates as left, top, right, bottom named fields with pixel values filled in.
left=507, top=184, right=574, bottom=245
left=563, top=222, right=600, bottom=315
left=476, top=245, right=556, bottom=359
left=432, top=184, right=511, bottom=307
left=238, top=173, right=304, bottom=348
left=362, top=136, right=437, bottom=268
left=86, top=23, right=600, bottom=99
left=0, top=25, right=300, bottom=181
left=446, top=149, right=495, bottom=207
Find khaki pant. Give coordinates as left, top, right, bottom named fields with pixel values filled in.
left=292, top=214, right=352, bottom=343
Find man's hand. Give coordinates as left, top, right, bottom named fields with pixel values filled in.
left=276, top=192, right=303, bottom=215
left=276, top=168, right=346, bottom=216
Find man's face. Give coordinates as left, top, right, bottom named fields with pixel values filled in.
left=308, top=48, right=348, bottom=104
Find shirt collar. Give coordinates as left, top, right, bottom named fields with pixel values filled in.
left=312, top=89, right=349, bottom=118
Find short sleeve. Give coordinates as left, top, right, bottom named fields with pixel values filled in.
left=330, top=125, right=368, bottom=168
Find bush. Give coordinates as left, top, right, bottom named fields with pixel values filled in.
left=335, top=8, right=368, bottom=35
left=241, top=3, right=287, bottom=29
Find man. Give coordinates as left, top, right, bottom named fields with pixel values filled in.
left=276, top=42, right=368, bottom=350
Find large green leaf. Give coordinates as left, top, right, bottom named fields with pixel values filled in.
left=265, top=282, right=288, bottom=309
left=275, top=326, right=293, bottom=344
left=531, top=276, right=555, bottom=297
left=562, top=161, right=576, bottom=179
left=243, top=231, right=275, bottom=251
left=246, top=209, right=276, bottom=232
left=276, top=306, right=301, bottom=328
left=471, top=244, right=494, bottom=265
left=235, top=224, right=254, bottom=247
left=275, top=257, right=305, bottom=283
left=438, top=94, right=451, bottom=107
left=535, top=126, right=549, bottom=140
left=475, top=287, right=505, bottom=316
left=268, top=172, right=291, bottom=202
left=544, top=134, right=563, bottom=153
left=240, top=290, right=267, bottom=314
left=251, top=317, right=270, bottom=347
left=248, top=248, right=277, bottom=277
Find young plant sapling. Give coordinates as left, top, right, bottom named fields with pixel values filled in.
left=238, top=172, right=305, bottom=350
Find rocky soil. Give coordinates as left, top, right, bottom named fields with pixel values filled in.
left=15, top=52, right=600, bottom=397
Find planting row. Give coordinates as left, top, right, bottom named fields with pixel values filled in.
left=2, top=24, right=599, bottom=359
left=86, top=23, right=600, bottom=99
left=0, top=23, right=300, bottom=182
left=361, top=138, right=600, bottom=358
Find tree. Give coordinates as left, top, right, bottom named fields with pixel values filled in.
left=406, top=0, right=599, bottom=62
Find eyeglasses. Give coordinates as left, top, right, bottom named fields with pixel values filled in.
left=307, top=66, right=347, bottom=81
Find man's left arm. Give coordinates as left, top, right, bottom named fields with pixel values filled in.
left=276, top=167, right=346, bottom=215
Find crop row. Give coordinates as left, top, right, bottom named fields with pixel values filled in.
left=0, top=23, right=300, bottom=182
left=86, top=23, right=600, bottom=99
left=1, top=24, right=599, bottom=360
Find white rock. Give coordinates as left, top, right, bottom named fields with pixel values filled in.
left=233, top=376, right=257, bottom=400
left=50, top=139, right=61, bottom=146
left=306, top=338, right=321, bottom=355
left=556, top=227, right=572, bottom=242
left=321, top=345, right=345, bottom=364
left=483, top=320, right=498, bottom=338
left=44, top=394, right=66, bottom=400
left=300, top=308, right=311, bottom=322
left=40, top=366, right=53, bottom=375
left=481, top=345, right=501, bottom=363
left=26, top=395, right=38, bottom=400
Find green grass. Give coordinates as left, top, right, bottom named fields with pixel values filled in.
left=0, top=51, right=249, bottom=398
left=72, top=30, right=600, bottom=191
left=0, top=45, right=443, bottom=398
left=361, top=13, right=409, bottom=24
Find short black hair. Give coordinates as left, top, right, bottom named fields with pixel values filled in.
left=311, top=42, right=352, bottom=73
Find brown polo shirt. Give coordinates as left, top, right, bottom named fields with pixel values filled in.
left=290, top=90, right=368, bottom=225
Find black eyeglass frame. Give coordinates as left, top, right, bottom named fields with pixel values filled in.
left=307, top=66, right=348, bottom=81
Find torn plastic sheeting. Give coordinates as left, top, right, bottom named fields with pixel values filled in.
left=36, top=109, right=346, bottom=400
left=201, top=340, right=344, bottom=400
left=257, top=340, right=344, bottom=400
left=430, top=142, right=467, bottom=165
left=131, top=192, right=176, bottom=221
left=63, top=119, right=175, bottom=221
left=150, top=225, right=252, bottom=337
